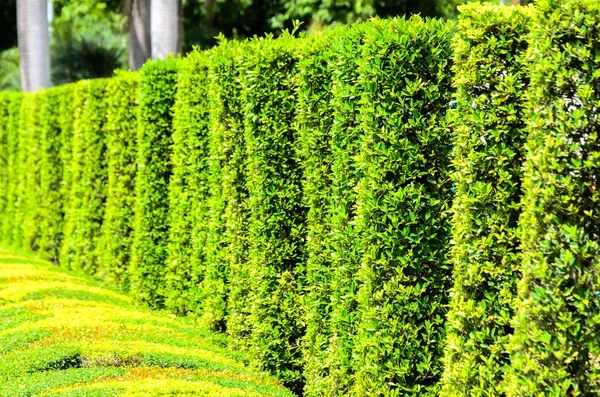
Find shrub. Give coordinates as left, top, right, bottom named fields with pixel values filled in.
left=352, top=16, right=454, bottom=396
left=240, top=34, right=306, bottom=392
left=96, top=71, right=140, bottom=286
left=60, top=79, right=109, bottom=274
left=0, top=93, right=12, bottom=236
left=130, top=57, right=178, bottom=308
left=164, top=51, right=212, bottom=315
left=440, top=4, right=532, bottom=396
left=210, top=41, right=249, bottom=335
left=37, top=87, right=69, bottom=261
left=507, top=0, right=600, bottom=395
left=295, top=31, right=336, bottom=397
left=0, top=93, right=23, bottom=244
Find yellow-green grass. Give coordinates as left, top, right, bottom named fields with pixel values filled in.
left=0, top=247, right=295, bottom=397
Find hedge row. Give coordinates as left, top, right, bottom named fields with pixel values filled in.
left=1, top=2, right=599, bottom=395
left=441, top=4, right=533, bottom=396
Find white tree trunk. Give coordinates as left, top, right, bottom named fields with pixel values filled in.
left=151, top=0, right=182, bottom=60
left=129, top=0, right=151, bottom=70
left=17, top=0, right=52, bottom=91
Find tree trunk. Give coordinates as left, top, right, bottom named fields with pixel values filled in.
left=17, top=0, right=51, bottom=91
left=127, top=0, right=151, bottom=70
left=151, top=0, right=182, bottom=60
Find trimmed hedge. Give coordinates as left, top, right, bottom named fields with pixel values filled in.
left=295, top=31, right=336, bottom=397
left=240, top=34, right=306, bottom=392
left=164, top=51, right=212, bottom=315
left=37, top=87, right=69, bottom=261
left=129, top=57, right=178, bottom=308
left=0, top=93, right=23, bottom=244
left=60, top=79, right=108, bottom=273
left=214, top=41, right=250, bottom=337
left=507, top=0, right=600, bottom=395
left=440, top=4, right=532, bottom=396
left=352, top=16, right=454, bottom=396
left=96, top=72, right=140, bottom=286
left=3, top=4, right=600, bottom=395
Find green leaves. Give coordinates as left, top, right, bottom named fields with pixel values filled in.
left=440, top=4, right=533, bottom=396
left=130, top=57, right=179, bottom=309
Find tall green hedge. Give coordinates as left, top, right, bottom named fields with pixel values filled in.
left=21, top=92, right=45, bottom=252
left=97, top=72, right=140, bottom=286
left=295, top=31, right=336, bottom=397
left=37, top=87, right=68, bottom=261
left=241, top=34, right=306, bottom=392
left=214, top=41, right=250, bottom=336
left=0, top=93, right=13, bottom=238
left=164, top=51, right=212, bottom=315
left=352, top=16, right=454, bottom=396
left=130, top=57, right=178, bottom=308
left=60, top=79, right=108, bottom=273
left=440, top=5, right=532, bottom=396
left=507, top=0, right=600, bottom=395
left=1, top=93, right=23, bottom=244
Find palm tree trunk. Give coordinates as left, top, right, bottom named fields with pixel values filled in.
left=17, top=0, right=52, bottom=91
left=127, top=0, right=151, bottom=70
left=151, top=0, right=182, bottom=60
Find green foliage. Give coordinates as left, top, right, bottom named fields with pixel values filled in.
left=352, top=16, right=454, bottom=396
left=240, top=34, right=306, bottom=393
left=163, top=51, right=212, bottom=316
left=295, top=31, right=336, bottom=397
left=60, top=79, right=109, bottom=274
left=506, top=0, right=600, bottom=395
left=130, top=57, right=178, bottom=308
left=0, top=94, right=21, bottom=245
left=97, top=71, right=139, bottom=287
left=0, top=47, right=20, bottom=91
left=37, top=87, right=70, bottom=261
left=207, top=41, right=248, bottom=335
left=440, top=4, right=532, bottom=396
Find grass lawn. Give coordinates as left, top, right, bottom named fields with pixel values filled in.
left=0, top=247, right=295, bottom=397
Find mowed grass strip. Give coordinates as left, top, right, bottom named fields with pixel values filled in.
left=0, top=247, right=295, bottom=397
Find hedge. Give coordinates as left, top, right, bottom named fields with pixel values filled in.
left=507, top=0, right=600, bottom=395
left=214, top=41, right=250, bottom=337
left=59, top=79, right=108, bottom=273
left=352, top=16, right=454, bottom=396
left=96, top=72, right=140, bottom=286
left=2, top=3, right=600, bottom=395
left=129, top=57, right=178, bottom=308
left=0, top=93, right=23, bottom=244
left=295, top=31, right=336, bottom=397
left=37, top=87, right=69, bottom=262
left=240, top=34, right=306, bottom=393
left=163, top=51, right=212, bottom=316
left=440, top=4, right=532, bottom=396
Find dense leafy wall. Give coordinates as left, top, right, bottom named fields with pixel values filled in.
left=507, top=0, right=600, bottom=394
left=97, top=72, right=140, bottom=286
left=164, top=51, right=212, bottom=316
left=1, top=3, right=599, bottom=395
left=60, top=79, right=109, bottom=273
left=129, top=57, right=178, bottom=308
left=440, top=4, right=532, bottom=396
left=352, top=17, right=454, bottom=396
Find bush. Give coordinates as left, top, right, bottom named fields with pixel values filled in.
left=240, top=34, right=306, bottom=392
left=96, top=71, right=140, bottom=286
left=37, top=87, right=69, bottom=261
left=352, top=16, right=454, bottom=396
left=507, top=0, right=600, bottom=395
left=164, top=51, right=212, bottom=315
left=0, top=93, right=13, bottom=236
left=60, top=79, right=109, bottom=274
left=440, top=4, right=532, bottom=396
left=295, top=31, right=336, bottom=397
left=130, top=57, right=178, bottom=308
left=0, top=92, right=22, bottom=244
left=210, top=41, right=249, bottom=335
